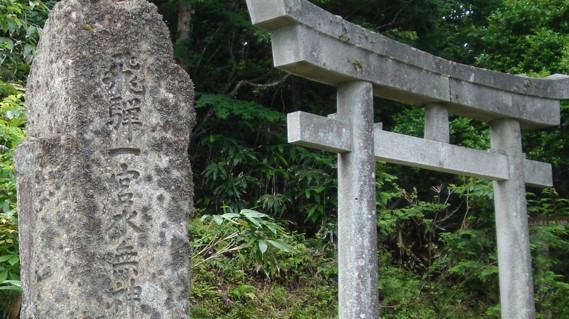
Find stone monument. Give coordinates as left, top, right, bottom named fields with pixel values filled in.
left=246, top=0, right=569, bottom=318
left=15, top=0, right=195, bottom=318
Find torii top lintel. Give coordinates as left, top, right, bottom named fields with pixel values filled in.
left=246, top=0, right=569, bottom=129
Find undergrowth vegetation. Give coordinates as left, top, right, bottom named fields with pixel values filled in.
left=0, top=88, right=24, bottom=317
left=189, top=216, right=338, bottom=319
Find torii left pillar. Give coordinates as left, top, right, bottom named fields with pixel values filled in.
left=336, top=81, right=379, bottom=319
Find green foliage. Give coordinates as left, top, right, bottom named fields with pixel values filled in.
left=196, top=93, right=282, bottom=122
left=189, top=218, right=338, bottom=318
left=193, top=92, right=338, bottom=228
left=0, top=0, right=54, bottom=82
left=0, top=90, right=24, bottom=315
left=474, top=0, right=569, bottom=74
left=374, top=174, right=505, bottom=317
left=527, top=188, right=569, bottom=318
left=196, top=208, right=292, bottom=276
left=164, top=0, right=342, bottom=229
left=158, top=0, right=273, bottom=94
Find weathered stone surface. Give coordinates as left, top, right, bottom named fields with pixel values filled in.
left=247, top=0, right=569, bottom=129
left=424, top=103, right=449, bottom=143
left=15, top=0, right=195, bottom=318
left=287, top=111, right=553, bottom=187
left=490, top=119, right=536, bottom=319
left=336, top=82, right=378, bottom=319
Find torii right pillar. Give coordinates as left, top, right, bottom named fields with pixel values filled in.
left=491, top=119, right=536, bottom=319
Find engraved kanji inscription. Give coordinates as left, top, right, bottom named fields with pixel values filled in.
left=113, top=163, right=140, bottom=190
left=112, top=278, right=142, bottom=317
left=103, top=52, right=148, bottom=318
left=108, top=209, right=143, bottom=236
left=112, top=241, right=139, bottom=276
left=102, top=53, right=145, bottom=95
left=102, top=52, right=145, bottom=142
left=108, top=96, right=142, bottom=141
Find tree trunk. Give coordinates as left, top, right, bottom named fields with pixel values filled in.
left=177, top=1, right=193, bottom=44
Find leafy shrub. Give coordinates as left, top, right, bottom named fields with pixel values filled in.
left=0, top=91, right=24, bottom=316
left=192, top=93, right=338, bottom=230
left=189, top=213, right=338, bottom=319
left=194, top=208, right=292, bottom=277
left=0, top=0, right=54, bottom=81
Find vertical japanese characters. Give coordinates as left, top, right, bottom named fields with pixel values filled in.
left=102, top=52, right=147, bottom=318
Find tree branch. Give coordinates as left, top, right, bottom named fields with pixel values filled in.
left=377, top=1, right=411, bottom=30
left=228, top=74, right=291, bottom=97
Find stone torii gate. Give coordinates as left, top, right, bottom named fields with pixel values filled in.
left=246, top=1, right=569, bottom=318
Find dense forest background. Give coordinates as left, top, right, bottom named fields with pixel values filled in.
left=1, top=0, right=569, bottom=318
